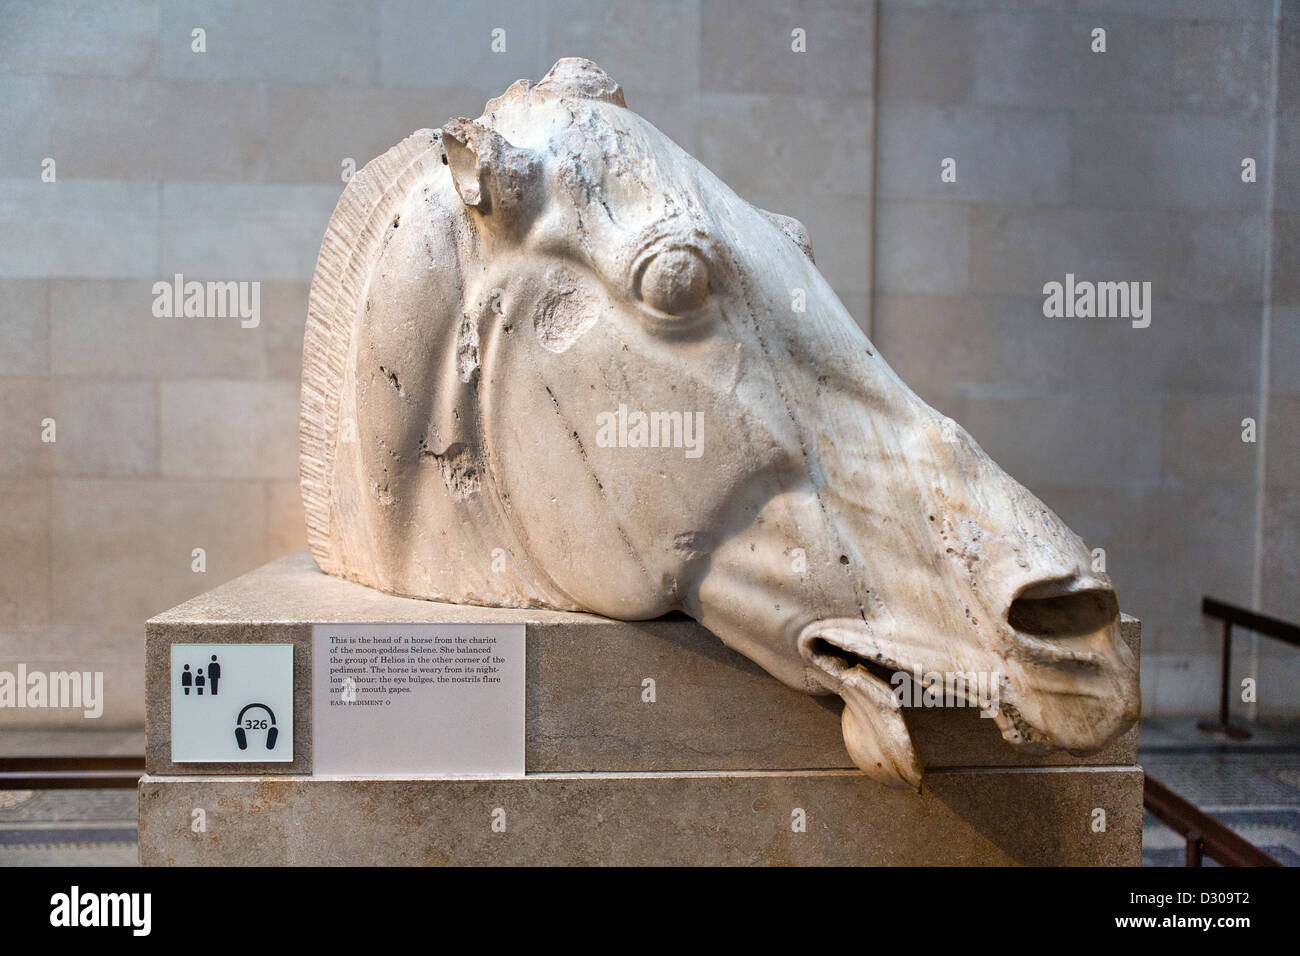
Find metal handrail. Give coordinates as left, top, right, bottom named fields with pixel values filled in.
left=1199, top=597, right=1300, bottom=740
left=0, top=755, right=144, bottom=790
left=1202, top=598, right=1300, bottom=646
left=1143, top=774, right=1281, bottom=867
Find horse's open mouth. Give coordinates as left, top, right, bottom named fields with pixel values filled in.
left=797, top=573, right=1135, bottom=789
left=804, top=634, right=900, bottom=687
left=798, top=621, right=923, bottom=790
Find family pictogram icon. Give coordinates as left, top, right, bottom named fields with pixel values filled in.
left=179, top=654, right=223, bottom=696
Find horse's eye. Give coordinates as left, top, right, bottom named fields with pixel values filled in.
left=637, top=247, right=710, bottom=315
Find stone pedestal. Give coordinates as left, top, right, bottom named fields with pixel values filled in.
left=139, top=550, right=1142, bottom=865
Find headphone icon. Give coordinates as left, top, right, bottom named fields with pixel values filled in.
left=234, top=702, right=278, bottom=751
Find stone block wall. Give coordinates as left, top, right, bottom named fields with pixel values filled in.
left=1, top=0, right=1294, bottom=725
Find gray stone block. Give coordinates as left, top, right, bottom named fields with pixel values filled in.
left=876, top=105, right=1070, bottom=205
left=0, top=278, right=48, bottom=376
left=877, top=6, right=975, bottom=105
left=159, top=183, right=340, bottom=281
left=138, top=766, right=1143, bottom=865
left=1263, top=487, right=1300, bottom=629
left=160, top=0, right=377, bottom=85
left=145, top=550, right=1140, bottom=775
left=1070, top=112, right=1267, bottom=211
left=973, top=12, right=1173, bottom=111
left=52, top=478, right=270, bottom=629
left=0, top=0, right=158, bottom=78
left=378, top=0, right=543, bottom=92
left=542, top=0, right=702, bottom=97
left=0, top=75, right=52, bottom=179
left=0, top=623, right=145, bottom=728
left=1183, top=211, right=1267, bottom=305
left=50, top=380, right=158, bottom=478
left=1077, top=0, right=1273, bottom=24
left=700, top=0, right=874, bottom=97
left=1056, top=299, right=1262, bottom=396
left=968, top=206, right=1265, bottom=305
left=266, top=481, right=308, bottom=558
left=939, top=392, right=1163, bottom=491
left=258, top=281, right=311, bottom=381
left=1266, top=394, right=1300, bottom=492
left=872, top=293, right=1067, bottom=401
left=1278, top=115, right=1300, bottom=216
left=46, top=78, right=271, bottom=183
left=1160, top=394, right=1260, bottom=488
left=1273, top=213, right=1300, bottom=306
left=0, top=480, right=50, bottom=626
left=698, top=94, right=873, bottom=199
left=50, top=279, right=267, bottom=379
left=0, top=179, right=160, bottom=279
left=159, top=380, right=298, bottom=480
left=875, top=201, right=969, bottom=295
left=264, top=85, right=454, bottom=184
left=1281, top=9, right=1300, bottom=119
left=1173, top=19, right=1273, bottom=114
left=1144, top=484, right=1258, bottom=655
left=0, top=378, right=52, bottom=477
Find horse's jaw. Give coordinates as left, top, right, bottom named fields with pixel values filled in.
left=680, top=415, right=1139, bottom=789
left=686, top=550, right=927, bottom=789
left=798, top=619, right=923, bottom=790
left=680, top=487, right=929, bottom=790
left=796, top=601, right=1139, bottom=789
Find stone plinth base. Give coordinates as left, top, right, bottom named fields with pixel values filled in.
left=140, top=550, right=1143, bottom=865
left=139, top=768, right=1141, bottom=866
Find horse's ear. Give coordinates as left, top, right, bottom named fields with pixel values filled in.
left=440, top=118, right=540, bottom=229
left=757, top=207, right=815, bottom=263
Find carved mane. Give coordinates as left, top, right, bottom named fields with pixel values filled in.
left=300, top=128, right=442, bottom=576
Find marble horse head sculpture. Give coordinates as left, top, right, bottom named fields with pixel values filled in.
left=301, top=58, right=1139, bottom=788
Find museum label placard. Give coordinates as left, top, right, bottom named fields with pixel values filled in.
left=312, top=623, right=525, bottom=776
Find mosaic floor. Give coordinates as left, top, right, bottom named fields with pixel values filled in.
left=1140, top=718, right=1300, bottom=866
left=2, top=722, right=1297, bottom=866
left=0, top=729, right=143, bottom=867
left=0, top=788, right=138, bottom=866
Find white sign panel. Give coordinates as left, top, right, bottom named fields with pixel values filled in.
left=312, top=623, right=525, bottom=777
left=170, top=644, right=294, bottom=762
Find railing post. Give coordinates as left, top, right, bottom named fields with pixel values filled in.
left=1218, top=617, right=1232, bottom=728
left=1197, top=615, right=1252, bottom=740
left=1185, top=830, right=1205, bottom=867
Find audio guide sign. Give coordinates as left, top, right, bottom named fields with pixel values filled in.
left=170, top=644, right=294, bottom=762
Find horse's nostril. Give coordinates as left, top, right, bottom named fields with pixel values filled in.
left=1007, top=585, right=1118, bottom=640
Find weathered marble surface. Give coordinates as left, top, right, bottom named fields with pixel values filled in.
left=300, top=57, right=1139, bottom=787
left=145, top=550, right=1139, bottom=776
